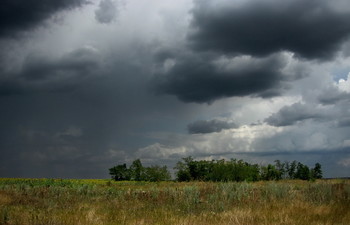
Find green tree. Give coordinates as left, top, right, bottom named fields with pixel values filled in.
left=287, top=160, right=297, bottom=179
left=261, top=164, right=281, bottom=181
left=143, top=165, right=171, bottom=182
left=130, top=159, right=144, bottom=181
left=188, top=160, right=213, bottom=181
left=109, top=164, right=131, bottom=181
left=274, top=160, right=285, bottom=180
left=174, top=157, right=193, bottom=181
left=295, top=162, right=310, bottom=180
left=110, top=159, right=172, bottom=182
left=311, top=162, right=323, bottom=179
left=210, top=159, right=231, bottom=181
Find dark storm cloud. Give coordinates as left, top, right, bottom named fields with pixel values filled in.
left=265, top=102, right=325, bottom=126
left=0, top=47, right=102, bottom=96
left=187, top=119, right=239, bottom=134
left=0, top=42, right=201, bottom=178
left=95, top=0, right=118, bottom=24
left=337, top=117, right=350, bottom=127
left=151, top=0, right=325, bottom=104
left=189, top=0, right=350, bottom=60
left=153, top=53, right=293, bottom=103
left=22, top=47, right=101, bottom=81
left=0, top=0, right=88, bottom=37
left=318, top=87, right=350, bottom=105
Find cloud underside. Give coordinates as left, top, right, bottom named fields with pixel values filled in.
left=152, top=0, right=350, bottom=104
left=0, top=0, right=88, bottom=37
left=0, top=47, right=101, bottom=96
left=187, top=119, right=239, bottom=134
left=318, top=86, right=350, bottom=105
left=189, top=0, right=350, bottom=60
left=153, top=53, right=296, bottom=103
left=265, top=102, right=325, bottom=127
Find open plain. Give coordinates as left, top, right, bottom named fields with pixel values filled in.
left=0, top=178, right=349, bottom=225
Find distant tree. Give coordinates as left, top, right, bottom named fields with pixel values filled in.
left=174, top=157, right=261, bottom=182
left=210, top=159, right=231, bottom=181
left=274, top=160, right=285, bottom=180
left=287, top=160, right=297, bottom=179
left=311, top=163, right=323, bottom=179
left=174, top=157, right=193, bottom=181
left=143, top=165, right=171, bottom=182
left=295, top=162, right=310, bottom=180
left=248, top=164, right=260, bottom=181
left=232, top=159, right=259, bottom=182
left=130, top=159, right=144, bottom=181
left=233, top=159, right=247, bottom=181
left=261, top=164, right=281, bottom=181
left=188, top=160, right=213, bottom=181
left=109, top=164, right=131, bottom=181
left=284, top=161, right=290, bottom=179
left=109, top=159, right=171, bottom=182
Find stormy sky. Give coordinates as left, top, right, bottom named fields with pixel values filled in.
left=1, top=0, right=350, bottom=178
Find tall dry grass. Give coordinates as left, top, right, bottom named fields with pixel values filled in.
left=0, top=178, right=349, bottom=225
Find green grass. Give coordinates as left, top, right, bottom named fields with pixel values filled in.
left=0, top=178, right=349, bottom=224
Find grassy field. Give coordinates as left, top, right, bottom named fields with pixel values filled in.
left=0, top=178, right=349, bottom=225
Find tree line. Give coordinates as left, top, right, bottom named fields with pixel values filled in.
left=109, top=157, right=322, bottom=182
left=109, top=159, right=171, bottom=182
left=175, top=157, right=322, bottom=182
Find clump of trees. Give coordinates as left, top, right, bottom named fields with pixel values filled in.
left=174, top=157, right=322, bottom=182
left=109, top=159, right=171, bottom=182
left=109, top=157, right=322, bottom=182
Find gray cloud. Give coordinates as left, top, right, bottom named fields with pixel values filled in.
left=153, top=53, right=295, bottom=103
left=337, top=117, right=350, bottom=127
left=0, top=46, right=102, bottom=96
left=265, top=102, right=326, bottom=126
left=318, top=87, right=350, bottom=105
left=95, top=0, right=118, bottom=24
left=187, top=119, right=239, bottom=134
left=0, top=0, right=88, bottom=37
left=0, top=39, right=204, bottom=178
left=189, top=0, right=350, bottom=60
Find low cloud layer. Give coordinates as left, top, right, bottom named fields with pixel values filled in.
left=187, top=119, right=239, bottom=134
left=153, top=53, right=299, bottom=103
left=0, top=46, right=102, bottom=96
left=265, top=102, right=326, bottom=127
left=318, top=88, right=350, bottom=105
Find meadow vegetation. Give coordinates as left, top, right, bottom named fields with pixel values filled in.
left=0, top=178, right=349, bottom=225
